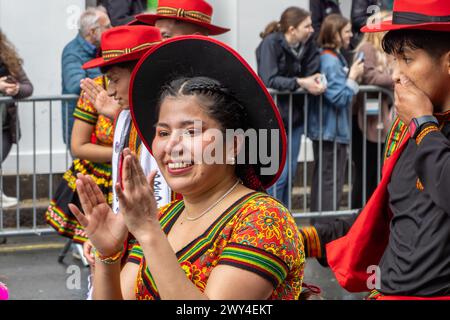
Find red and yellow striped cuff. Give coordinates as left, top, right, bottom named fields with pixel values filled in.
left=299, top=226, right=322, bottom=259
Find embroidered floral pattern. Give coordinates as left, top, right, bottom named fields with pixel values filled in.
left=130, top=193, right=305, bottom=300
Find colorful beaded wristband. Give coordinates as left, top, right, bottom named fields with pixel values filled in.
left=93, top=247, right=124, bottom=265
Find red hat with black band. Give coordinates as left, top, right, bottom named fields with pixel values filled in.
left=135, top=0, right=230, bottom=36
left=362, top=0, right=450, bottom=33
left=129, top=36, right=286, bottom=189
left=82, top=25, right=162, bottom=70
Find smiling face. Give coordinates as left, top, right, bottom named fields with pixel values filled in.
left=383, top=30, right=450, bottom=110
left=105, top=66, right=132, bottom=108
left=337, top=22, right=353, bottom=50
left=152, top=95, right=235, bottom=195
left=391, top=47, right=450, bottom=110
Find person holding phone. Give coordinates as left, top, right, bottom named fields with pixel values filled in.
left=0, top=29, right=33, bottom=207
left=351, top=11, right=394, bottom=209
left=308, top=14, right=364, bottom=215
left=256, top=6, right=326, bottom=206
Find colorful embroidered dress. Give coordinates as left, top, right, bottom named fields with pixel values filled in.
left=127, top=192, right=305, bottom=300
left=46, top=76, right=114, bottom=244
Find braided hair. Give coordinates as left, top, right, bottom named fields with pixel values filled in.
left=158, top=77, right=248, bottom=132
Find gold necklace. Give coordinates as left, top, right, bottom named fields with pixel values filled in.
left=184, top=180, right=240, bottom=221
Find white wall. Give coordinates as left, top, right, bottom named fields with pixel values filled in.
left=0, top=0, right=84, bottom=174
left=210, top=0, right=310, bottom=71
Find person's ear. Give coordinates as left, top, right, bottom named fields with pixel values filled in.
left=226, top=133, right=244, bottom=165
left=287, top=25, right=296, bottom=34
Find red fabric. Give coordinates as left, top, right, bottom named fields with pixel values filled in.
left=135, top=0, right=230, bottom=35
left=82, top=26, right=162, bottom=69
left=361, top=0, right=450, bottom=33
left=395, top=0, right=450, bottom=16
left=374, top=295, right=450, bottom=300
left=326, top=133, right=410, bottom=292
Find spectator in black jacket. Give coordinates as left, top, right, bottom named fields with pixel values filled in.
left=351, top=0, right=393, bottom=48
left=0, top=29, right=33, bottom=207
left=256, top=7, right=325, bottom=206
left=310, top=0, right=342, bottom=41
left=99, top=0, right=147, bottom=26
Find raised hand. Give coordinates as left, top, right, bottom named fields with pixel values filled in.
left=69, top=173, right=128, bottom=256
left=115, top=148, right=159, bottom=243
left=80, top=78, right=121, bottom=119
left=394, top=75, right=434, bottom=125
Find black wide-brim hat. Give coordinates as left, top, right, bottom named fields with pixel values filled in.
left=129, top=35, right=286, bottom=189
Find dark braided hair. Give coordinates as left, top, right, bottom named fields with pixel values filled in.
left=157, top=76, right=248, bottom=132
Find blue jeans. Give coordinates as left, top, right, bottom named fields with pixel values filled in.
left=268, top=125, right=303, bottom=206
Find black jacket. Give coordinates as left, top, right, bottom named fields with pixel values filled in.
left=99, top=0, right=147, bottom=26
left=0, top=60, right=33, bottom=143
left=351, top=0, right=393, bottom=47
left=255, top=32, right=320, bottom=128
left=310, top=0, right=342, bottom=40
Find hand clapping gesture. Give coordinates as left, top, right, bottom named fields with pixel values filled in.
left=69, top=174, right=128, bottom=257
left=80, top=78, right=121, bottom=119
left=115, top=148, right=160, bottom=243
left=69, top=148, right=160, bottom=255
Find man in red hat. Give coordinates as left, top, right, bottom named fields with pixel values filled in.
left=135, top=0, right=230, bottom=39
left=70, top=25, right=163, bottom=299
left=303, top=0, right=450, bottom=300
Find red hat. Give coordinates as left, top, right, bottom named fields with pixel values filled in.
left=82, top=26, right=162, bottom=69
left=129, top=36, right=286, bottom=189
left=362, top=0, right=450, bottom=33
left=135, top=0, right=230, bottom=36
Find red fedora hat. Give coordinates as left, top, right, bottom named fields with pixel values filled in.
left=83, top=26, right=162, bottom=70
left=362, top=0, right=450, bottom=33
left=135, top=0, right=230, bottom=36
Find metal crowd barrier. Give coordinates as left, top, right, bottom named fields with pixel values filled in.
left=268, top=85, right=394, bottom=220
left=0, top=94, right=78, bottom=237
left=0, top=86, right=393, bottom=238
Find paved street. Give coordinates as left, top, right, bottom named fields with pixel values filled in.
left=0, top=234, right=365, bottom=300
left=0, top=235, right=89, bottom=300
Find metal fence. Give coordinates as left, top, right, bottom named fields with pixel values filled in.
left=0, top=86, right=393, bottom=237
left=0, top=94, right=78, bottom=237
left=268, top=85, right=394, bottom=221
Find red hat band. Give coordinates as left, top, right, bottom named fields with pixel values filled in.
left=82, top=25, right=162, bottom=69
left=157, top=6, right=212, bottom=24
left=102, top=41, right=161, bottom=61
left=135, top=0, right=229, bottom=36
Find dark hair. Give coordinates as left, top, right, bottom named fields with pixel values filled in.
left=100, top=59, right=137, bottom=74
left=260, top=7, right=310, bottom=39
left=157, top=76, right=248, bottom=132
left=382, top=29, right=450, bottom=59
left=317, top=14, right=350, bottom=49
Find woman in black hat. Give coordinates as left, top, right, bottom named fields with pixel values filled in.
left=69, top=36, right=305, bottom=300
